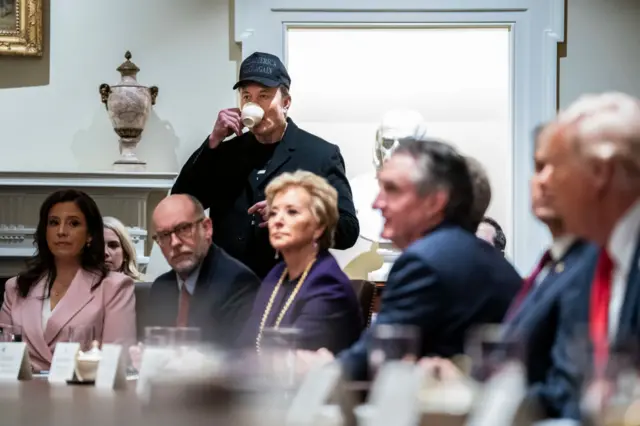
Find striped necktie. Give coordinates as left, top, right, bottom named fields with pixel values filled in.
left=176, top=284, right=191, bottom=327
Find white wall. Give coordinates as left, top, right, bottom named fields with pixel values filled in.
left=0, top=0, right=240, bottom=172
left=559, top=0, right=640, bottom=107
left=0, top=0, right=639, bottom=254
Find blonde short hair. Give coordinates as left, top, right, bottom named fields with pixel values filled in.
left=558, top=92, right=640, bottom=181
left=265, top=171, right=339, bottom=250
left=103, top=216, right=142, bottom=281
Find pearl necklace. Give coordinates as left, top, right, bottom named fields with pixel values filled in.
left=255, top=258, right=316, bottom=353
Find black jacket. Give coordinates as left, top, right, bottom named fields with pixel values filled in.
left=144, top=243, right=260, bottom=348
left=172, top=118, right=359, bottom=278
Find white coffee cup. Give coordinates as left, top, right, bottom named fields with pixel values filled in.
left=241, top=102, right=265, bottom=129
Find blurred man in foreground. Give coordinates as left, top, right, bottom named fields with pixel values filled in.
left=537, top=92, right=640, bottom=418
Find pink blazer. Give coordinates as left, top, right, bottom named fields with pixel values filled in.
left=0, top=269, right=136, bottom=372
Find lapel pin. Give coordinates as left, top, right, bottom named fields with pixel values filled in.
left=555, top=262, right=565, bottom=274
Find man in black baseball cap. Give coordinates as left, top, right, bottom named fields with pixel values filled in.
left=172, top=52, right=359, bottom=280
left=232, top=52, right=291, bottom=90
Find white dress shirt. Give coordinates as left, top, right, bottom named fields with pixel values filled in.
left=41, top=297, right=54, bottom=331
left=607, top=199, right=640, bottom=340
left=176, top=263, right=202, bottom=296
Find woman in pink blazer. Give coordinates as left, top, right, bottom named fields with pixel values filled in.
left=0, top=189, right=136, bottom=372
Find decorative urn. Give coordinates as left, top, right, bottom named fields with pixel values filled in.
left=99, top=51, right=158, bottom=171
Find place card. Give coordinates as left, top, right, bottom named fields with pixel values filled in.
left=95, top=344, right=126, bottom=390
left=368, top=361, right=423, bottom=426
left=286, top=361, right=343, bottom=425
left=48, top=342, right=80, bottom=384
left=0, top=342, right=32, bottom=381
left=135, top=347, right=174, bottom=398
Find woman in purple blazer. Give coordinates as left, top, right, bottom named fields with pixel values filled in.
left=239, top=171, right=362, bottom=354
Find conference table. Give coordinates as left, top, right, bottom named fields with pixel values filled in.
left=0, top=377, right=264, bottom=426
left=0, top=375, right=376, bottom=426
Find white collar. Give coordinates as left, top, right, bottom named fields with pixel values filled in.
left=550, top=235, right=577, bottom=261
left=608, top=198, right=640, bottom=272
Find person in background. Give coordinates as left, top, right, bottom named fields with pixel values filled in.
left=103, top=216, right=143, bottom=281
left=238, top=171, right=361, bottom=354
left=0, top=190, right=136, bottom=372
left=142, top=194, right=261, bottom=347
left=476, top=216, right=506, bottom=255
left=172, top=52, right=359, bottom=279
left=465, top=156, right=492, bottom=231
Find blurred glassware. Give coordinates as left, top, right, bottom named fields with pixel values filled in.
left=145, top=326, right=176, bottom=347
left=368, top=324, right=420, bottom=377
left=260, top=327, right=302, bottom=391
left=0, top=324, right=22, bottom=342
left=465, top=323, right=524, bottom=382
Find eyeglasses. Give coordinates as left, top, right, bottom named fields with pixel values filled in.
left=152, top=218, right=204, bottom=247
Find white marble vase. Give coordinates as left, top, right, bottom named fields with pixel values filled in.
left=99, top=51, right=158, bottom=171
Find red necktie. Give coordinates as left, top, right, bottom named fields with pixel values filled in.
left=506, top=250, right=552, bottom=320
left=176, top=285, right=191, bottom=327
left=590, top=249, right=614, bottom=377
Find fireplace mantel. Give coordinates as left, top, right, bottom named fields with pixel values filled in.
left=0, top=170, right=177, bottom=189
left=0, top=170, right=177, bottom=277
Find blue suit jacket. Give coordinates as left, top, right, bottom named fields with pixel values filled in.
left=502, top=240, right=597, bottom=418
left=339, top=222, right=522, bottom=380
left=238, top=250, right=362, bottom=353
left=548, top=238, right=640, bottom=419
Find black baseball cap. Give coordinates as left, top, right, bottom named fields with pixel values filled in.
left=232, top=52, right=291, bottom=90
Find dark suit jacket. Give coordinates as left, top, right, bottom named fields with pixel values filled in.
left=237, top=250, right=362, bottom=354
left=546, top=239, right=640, bottom=419
left=172, top=118, right=359, bottom=279
left=502, top=241, right=597, bottom=418
left=144, top=243, right=261, bottom=349
left=338, top=222, right=522, bottom=380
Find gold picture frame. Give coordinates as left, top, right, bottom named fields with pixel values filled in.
left=0, top=0, right=43, bottom=56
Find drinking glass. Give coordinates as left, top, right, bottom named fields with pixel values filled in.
left=144, top=326, right=176, bottom=347
left=67, top=325, right=95, bottom=351
left=0, top=324, right=22, bottom=342
left=368, top=324, right=420, bottom=376
left=465, top=324, right=523, bottom=382
left=260, top=327, right=301, bottom=391
left=172, top=327, right=201, bottom=346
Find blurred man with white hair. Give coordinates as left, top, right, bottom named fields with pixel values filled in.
left=536, top=92, right=640, bottom=419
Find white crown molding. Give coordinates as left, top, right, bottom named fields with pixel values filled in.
left=0, top=171, right=177, bottom=190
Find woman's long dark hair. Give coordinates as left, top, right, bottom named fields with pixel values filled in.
left=16, top=190, right=109, bottom=298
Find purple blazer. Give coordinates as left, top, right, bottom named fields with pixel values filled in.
left=238, top=251, right=362, bottom=353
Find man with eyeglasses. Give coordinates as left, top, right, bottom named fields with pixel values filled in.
left=143, top=194, right=261, bottom=347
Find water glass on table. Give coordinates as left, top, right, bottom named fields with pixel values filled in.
left=172, top=327, right=201, bottom=347
left=144, top=326, right=176, bottom=347
left=465, top=324, right=523, bottom=382
left=0, top=324, right=22, bottom=342
left=368, top=324, right=420, bottom=376
left=260, top=327, right=302, bottom=390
